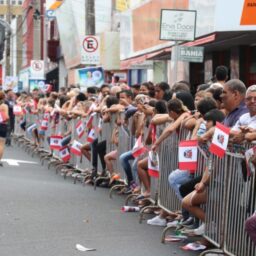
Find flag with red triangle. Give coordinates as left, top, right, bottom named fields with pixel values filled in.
left=209, top=122, right=230, bottom=158
left=179, top=140, right=198, bottom=172
left=70, top=140, right=83, bottom=156
left=132, top=135, right=147, bottom=158
left=76, top=120, right=85, bottom=138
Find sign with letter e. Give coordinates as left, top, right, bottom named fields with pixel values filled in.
left=81, top=36, right=100, bottom=65
left=160, top=9, right=197, bottom=41
left=30, top=60, right=45, bottom=79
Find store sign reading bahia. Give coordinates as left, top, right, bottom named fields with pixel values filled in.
left=160, top=9, right=197, bottom=41
left=178, top=46, right=204, bottom=63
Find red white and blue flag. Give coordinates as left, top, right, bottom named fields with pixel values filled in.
left=76, top=120, right=85, bottom=138
left=59, top=147, right=71, bottom=162
left=70, top=140, right=83, bottom=156
left=86, top=113, right=95, bottom=128
left=50, top=135, right=63, bottom=150
left=40, top=118, right=49, bottom=131
left=209, top=122, right=230, bottom=158
left=87, top=128, right=96, bottom=143
left=132, top=135, right=147, bottom=158
left=179, top=140, right=198, bottom=172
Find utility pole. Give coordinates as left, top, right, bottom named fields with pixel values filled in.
left=85, top=0, right=95, bottom=35
left=6, top=0, right=11, bottom=76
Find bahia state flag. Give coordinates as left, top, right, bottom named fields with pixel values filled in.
left=87, top=128, right=96, bottom=143
left=132, top=135, right=147, bottom=158
left=76, top=120, right=85, bottom=138
left=59, top=146, right=71, bottom=163
left=70, top=140, right=83, bottom=156
left=179, top=140, right=198, bottom=172
left=40, top=118, right=49, bottom=131
left=50, top=135, right=63, bottom=150
left=148, top=150, right=160, bottom=178
left=209, top=122, right=230, bottom=158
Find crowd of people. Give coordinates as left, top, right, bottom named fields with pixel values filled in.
left=1, top=65, right=256, bottom=254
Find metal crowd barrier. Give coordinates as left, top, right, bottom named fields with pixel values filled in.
left=201, top=149, right=256, bottom=256
left=13, top=109, right=256, bottom=256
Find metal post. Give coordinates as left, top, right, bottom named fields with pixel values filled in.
left=172, top=41, right=179, bottom=84
left=6, top=0, right=11, bottom=76
left=43, top=4, right=48, bottom=74
left=86, top=0, right=95, bottom=35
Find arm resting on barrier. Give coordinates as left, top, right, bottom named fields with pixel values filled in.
left=152, top=113, right=189, bottom=149
left=151, top=114, right=172, bottom=125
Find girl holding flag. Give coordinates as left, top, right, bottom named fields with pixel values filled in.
left=0, top=91, right=9, bottom=166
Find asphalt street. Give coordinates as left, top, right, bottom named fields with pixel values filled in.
left=0, top=145, right=199, bottom=256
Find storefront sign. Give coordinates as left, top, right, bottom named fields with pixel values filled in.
left=130, top=60, right=154, bottom=70
left=178, top=46, right=204, bottom=63
left=160, top=9, right=197, bottom=41
left=81, top=36, right=101, bottom=65
left=77, top=67, right=104, bottom=88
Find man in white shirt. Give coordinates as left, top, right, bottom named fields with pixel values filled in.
left=231, top=85, right=256, bottom=141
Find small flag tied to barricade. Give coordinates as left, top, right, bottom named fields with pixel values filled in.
left=179, top=140, right=198, bottom=171
left=50, top=135, right=63, bottom=150
left=148, top=151, right=160, bottom=178
left=87, top=128, right=96, bottom=143
left=76, top=120, right=85, bottom=138
left=40, top=118, right=49, bottom=131
left=209, top=122, right=230, bottom=158
left=132, top=135, right=147, bottom=158
left=86, top=113, right=95, bottom=128
left=0, top=111, right=7, bottom=123
left=70, top=140, right=82, bottom=156
left=59, top=147, right=71, bottom=162
left=13, top=105, right=23, bottom=116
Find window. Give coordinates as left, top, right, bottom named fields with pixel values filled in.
left=11, top=0, right=16, bottom=5
left=0, top=0, right=5, bottom=5
left=18, top=0, right=22, bottom=5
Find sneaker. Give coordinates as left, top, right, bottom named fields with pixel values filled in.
left=147, top=215, right=167, bottom=227
left=167, top=220, right=179, bottom=228
left=186, top=223, right=205, bottom=236
left=180, top=217, right=194, bottom=226
left=194, top=223, right=205, bottom=235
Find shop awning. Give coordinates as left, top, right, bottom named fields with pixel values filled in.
left=120, top=33, right=217, bottom=69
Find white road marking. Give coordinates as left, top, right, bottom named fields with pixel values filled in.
left=2, top=159, right=38, bottom=166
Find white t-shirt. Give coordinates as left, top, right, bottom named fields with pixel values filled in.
left=232, top=113, right=256, bottom=131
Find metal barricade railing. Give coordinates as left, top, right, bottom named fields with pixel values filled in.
left=158, top=124, right=180, bottom=213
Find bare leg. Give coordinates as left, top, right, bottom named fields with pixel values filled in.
left=182, top=190, right=207, bottom=222
left=0, top=138, right=6, bottom=162
left=104, top=150, right=117, bottom=175
left=81, top=144, right=91, bottom=161
left=137, top=157, right=150, bottom=196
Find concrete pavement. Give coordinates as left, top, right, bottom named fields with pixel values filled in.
left=0, top=145, right=199, bottom=256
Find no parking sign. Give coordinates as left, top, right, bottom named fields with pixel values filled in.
left=81, top=36, right=100, bottom=65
